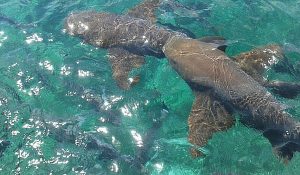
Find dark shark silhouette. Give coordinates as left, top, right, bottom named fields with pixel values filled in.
left=64, top=0, right=300, bottom=161
left=29, top=106, right=168, bottom=174
left=0, top=140, right=10, bottom=157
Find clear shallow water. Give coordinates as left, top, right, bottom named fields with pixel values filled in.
left=0, top=0, right=300, bottom=174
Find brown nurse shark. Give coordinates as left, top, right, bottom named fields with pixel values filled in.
left=64, top=0, right=300, bottom=161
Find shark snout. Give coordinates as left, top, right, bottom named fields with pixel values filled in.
left=273, top=141, right=300, bottom=162
left=264, top=128, right=300, bottom=161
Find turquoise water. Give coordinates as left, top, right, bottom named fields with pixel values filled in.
left=0, top=0, right=300, bottom=174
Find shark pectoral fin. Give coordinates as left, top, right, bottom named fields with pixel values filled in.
left=188, top=90, right=235, bottom=157
left=108, top=48, right=145, bottom=90
left=234, top=44, right=285, bottom=83
left=198, top=36, right=228, bottom=52
left=265, top=80, right=300, bottom=99
left=127, top=0, right=162, bottom=23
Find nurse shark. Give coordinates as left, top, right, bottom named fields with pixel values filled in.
left=64, top=0, right=300, bottom=161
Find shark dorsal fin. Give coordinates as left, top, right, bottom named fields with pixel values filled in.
left=198, top=36, right=228, bottom=52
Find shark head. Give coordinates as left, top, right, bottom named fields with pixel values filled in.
left=264, top=124, right=300, bottom=161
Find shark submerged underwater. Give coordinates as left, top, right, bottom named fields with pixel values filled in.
left=64, top=0, right=300, bottom=163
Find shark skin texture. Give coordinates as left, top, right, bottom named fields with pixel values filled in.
left=64, top=2, right=300, bottom=162
left=163, top=36, right=300, bottom=160
left=234, top=45, right=300, bottom=99
left=107, top=0, right=162, bottom=90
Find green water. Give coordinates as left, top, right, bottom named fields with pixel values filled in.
left=0, top=0, right=300, bottom=174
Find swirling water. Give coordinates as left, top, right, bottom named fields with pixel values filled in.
left=0, top=0, right=300, bottom=174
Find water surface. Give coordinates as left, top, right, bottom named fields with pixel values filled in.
left=0, top=0, right=300, bottom=174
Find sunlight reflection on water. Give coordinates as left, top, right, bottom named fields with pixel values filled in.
left=0, top=0, right=300, bottom=174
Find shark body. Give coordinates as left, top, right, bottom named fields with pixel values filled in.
left=64, top=2, right=300, bottom=161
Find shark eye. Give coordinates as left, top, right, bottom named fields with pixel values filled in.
left=283, top=130, right=291, bottom=138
